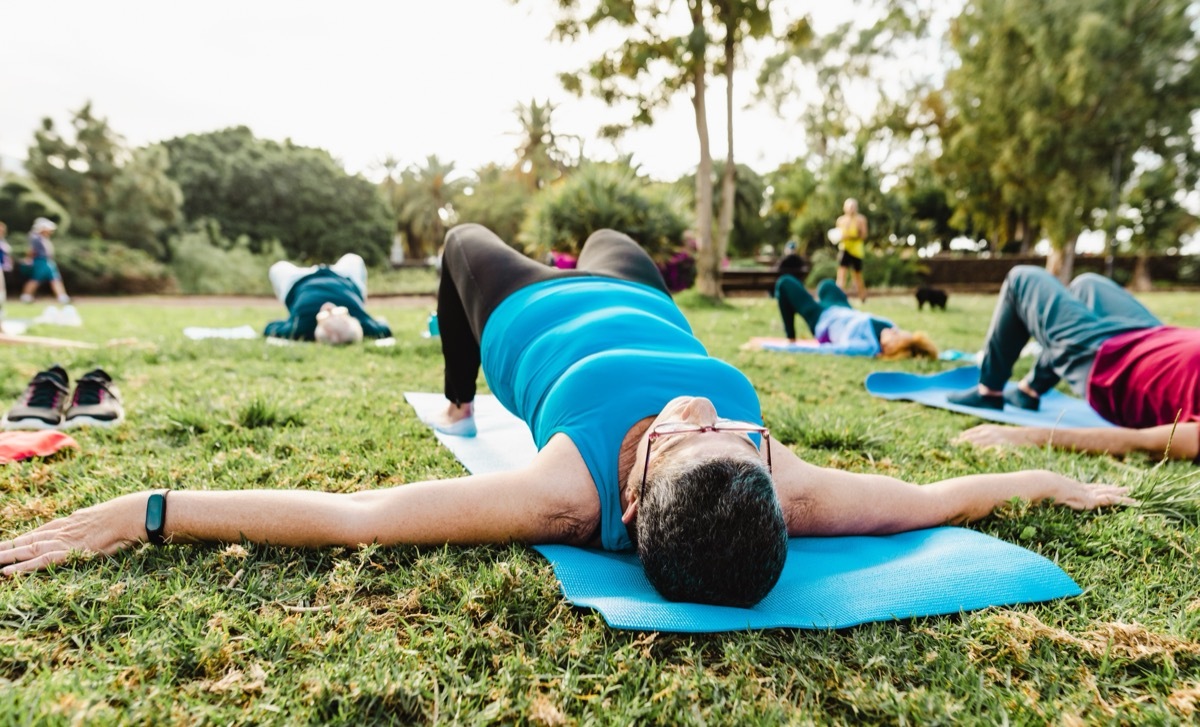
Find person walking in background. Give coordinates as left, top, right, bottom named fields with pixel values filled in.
left=834, top=198, right=869, bottom=303
left=0, top=221, right=11, bottom=324
left=19, top=218, right=70, bottom=304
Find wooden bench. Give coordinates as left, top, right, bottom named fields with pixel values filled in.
left=720, top=269, right=784, bottom=296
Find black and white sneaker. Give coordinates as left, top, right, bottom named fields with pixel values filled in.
left=2, top=365, right=71, bottom=430
left=63, top=369, right=125, bottom=429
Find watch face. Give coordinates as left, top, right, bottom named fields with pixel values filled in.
left=146, top=493, right=166, bottom=533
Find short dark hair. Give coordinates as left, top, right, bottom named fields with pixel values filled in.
left=637, top=457, right=788, bottom=607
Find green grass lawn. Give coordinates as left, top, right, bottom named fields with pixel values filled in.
left=1, top=290, right=1199, bottom=724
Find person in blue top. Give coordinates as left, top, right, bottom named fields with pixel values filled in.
left=0, top=225, right=1132, bottom=607
left=264, top=253, right=392, bottom=344
left=0, top=221, right=11, bottom=322
left=775, top=275, right=938, bottom=358
left=19, top=218, right=71, bottom=305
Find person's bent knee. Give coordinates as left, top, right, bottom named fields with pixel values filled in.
left=442, top=223, right=494, bottom=251
left=816, top=278, right=840, bottom=297
left=1068, top=272, right=1108, bottom=294
left=775, top=274, right=804, bottom=298
left=1006, top=265, right=1053, bottom=286
left=1004, top=265, right=1058, bottom=296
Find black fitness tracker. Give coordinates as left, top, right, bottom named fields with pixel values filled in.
left=145, top=491, right=169, bottom=545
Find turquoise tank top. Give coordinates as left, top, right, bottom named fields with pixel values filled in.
left=480, top=278, right=762, bottom=551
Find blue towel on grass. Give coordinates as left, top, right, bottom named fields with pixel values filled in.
left=865, top=365, right=1115, bottom=429
left=404, top=392, right=1081, bottom=632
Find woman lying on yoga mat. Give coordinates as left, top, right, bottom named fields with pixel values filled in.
left=774, top=275, right=938, bottom=359
left=0, top=227, right=1132, bottom=607
left=949, top=266, right=1200, bottom=461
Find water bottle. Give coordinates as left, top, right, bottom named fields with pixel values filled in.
left=427, top=312, right=439, bottom=337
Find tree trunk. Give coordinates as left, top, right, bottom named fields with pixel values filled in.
left=1131, top=253, right=1153, bottom=292
left=715, top=26, right=736, bottom=273
left=1047, top=235, right=1077, bottom=282
left=690, top=2, right=720, bottom=300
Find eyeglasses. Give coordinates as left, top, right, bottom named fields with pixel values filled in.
left=316, top=306, right=349, bottom=322
left=640, top=419, right=771, bottom=495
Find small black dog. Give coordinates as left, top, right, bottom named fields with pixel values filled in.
left=916, top=286, right=949, bottom=310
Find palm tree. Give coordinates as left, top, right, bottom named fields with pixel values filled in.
left=395, top=155, right=467, bottom=258
left=512, top=99, right=578, bottom=189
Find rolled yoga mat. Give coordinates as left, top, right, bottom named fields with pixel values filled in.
left=404, top=392, right=1082, bottom=632
left=865, top=365, right=1115, bottom=429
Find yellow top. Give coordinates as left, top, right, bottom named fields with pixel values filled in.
left=838, top=217, right=866, bottom=259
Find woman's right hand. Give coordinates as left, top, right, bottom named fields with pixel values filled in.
left=0, top=493, right=147, bottom=575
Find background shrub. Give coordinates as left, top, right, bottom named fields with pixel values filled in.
left=168, top=230, right=278, bottom=295
left=519, top=162, right=687, bottom=260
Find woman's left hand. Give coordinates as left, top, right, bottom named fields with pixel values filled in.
left=0, top=493, right=146, bottom=575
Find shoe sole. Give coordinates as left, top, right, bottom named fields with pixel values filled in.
left=2, top=416, right=63, bottom=430
left=60, top=414, right=125, bottom=430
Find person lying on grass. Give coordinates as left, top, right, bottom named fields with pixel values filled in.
left=0, top=226, right=1133, bottom=607
left=949, top=266, right=1200, bottom=462
left=265, top=253, right=392, bottom=344
left=774, top=275, right=938, bottom=359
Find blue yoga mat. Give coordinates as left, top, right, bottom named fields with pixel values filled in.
left=743, top=337, right=874, bottom=356
left=866, top=365, right=1115, bottom=429
left=404, top=392, right=1081, bottom=632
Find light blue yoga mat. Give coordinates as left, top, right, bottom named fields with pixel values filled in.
left=404, top=392, right=1081, bottom=632
left=866, top=365, right=1115, bottom=429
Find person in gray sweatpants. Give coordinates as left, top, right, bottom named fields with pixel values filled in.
left=952, top=266, right=1161, bottom=409
left=951, top=266, right=1200, bottom=461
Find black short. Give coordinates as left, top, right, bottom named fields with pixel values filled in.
left=838, top=249, right=863, bottom=271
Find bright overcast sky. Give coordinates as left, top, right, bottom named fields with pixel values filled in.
left=1, top=0, right=827, bottom=182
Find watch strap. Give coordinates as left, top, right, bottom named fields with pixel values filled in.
left=145, top=490, right=169, bottom=545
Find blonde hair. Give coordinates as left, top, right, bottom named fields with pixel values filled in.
left=314, top=313, right=364, bottom=345
left=880, top=330, right=938, bottom=360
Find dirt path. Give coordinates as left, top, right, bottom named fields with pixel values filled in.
left=69, top=294, right=436, bottom=308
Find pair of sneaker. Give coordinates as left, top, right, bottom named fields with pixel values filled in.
left=1, top=365, right=125, bottom=430
left=947, top=386, right=1040, bottom=412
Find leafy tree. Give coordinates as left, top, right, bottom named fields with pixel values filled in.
left=1119, top=163, right=1200, bottom=289
left=939, top=0, right=1200, bottom=278
left=758, top=3, right=933, bottom=159
left=388, top=155, right=468, bottom=259
left=890, top=153, right=971, bottom=250
left=454, top=164, right=536, bottom=251
left=161, top=127, right=393, bottom=265
left=520, top=161, right=687, bottom=260
left=679, top=161, right=768, bottom=257
left=0, top=177, right=70, bottom=234
left=511, top=99, right=578, bottom=189
left=26, top=103, right=183, bottom=259
left=104, top=145, right=183, bottom=259
left=26, top=102, right=123, bottom=239
left=543, top=0, right=774, bottom=299
left=764, top=160, right=820, bottom=254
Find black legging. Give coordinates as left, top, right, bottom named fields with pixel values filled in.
left=438, top=223, right=669, bottom=405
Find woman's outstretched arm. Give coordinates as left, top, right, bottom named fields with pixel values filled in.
left=955, top=422, right=1200, bottom=461
left=0, top=434, right=599, bottom=575
left=770, top=444, right=1134, bottom=537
